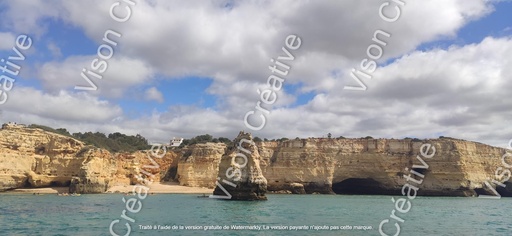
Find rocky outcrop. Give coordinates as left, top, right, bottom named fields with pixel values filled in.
left=0, top=125, right=175, bottom=193
left=69, top=148, right=117, bottom=194
left=2, top=123, right=510, bottom=197
left=0, top=124, right=85, bottom=191
left=69, top=149, right=177, bottom=193
left=177, top=143, right=226, bottom=188
left=213, top=131, right=267, bottom=200
left=180, top=137, right=512, bottom=197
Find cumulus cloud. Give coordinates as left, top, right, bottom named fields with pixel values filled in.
left=144, top=87, right=164, bottom=103
left=5, top=0, right=493, bottom=85
left=0, top=1, right=62, bottom=36
left=0, top=0, right=510, bottom=148
left=37, top=55, right=154, bottom=98
left=0, top=87, right=122, bottom=123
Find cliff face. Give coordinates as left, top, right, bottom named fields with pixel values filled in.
left=177, top=143, right=226, bottom=188
left=69, top=148, right=117, bottom=193
left=178, top=138, right=512, bottom=196
left=258, top=138, right=507, bottom=196
left=69, top=149, right=177, bottom=194
left=0, top=125, right=87, bottom=191
left=213, top=131, right=267, bottom=200
left=2, top=124, right=510, bottom=196
left=0, top=125, right=175, bottom=193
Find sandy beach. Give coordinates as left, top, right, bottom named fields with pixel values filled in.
left=2, top=182, right=214, bottom=194
left=107, top=182, right=214, bottom=194
left=5, top=187, right=70, bottom=194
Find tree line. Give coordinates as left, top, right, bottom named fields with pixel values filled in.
left=28, top=124, right=150, bottom=153
left=29, top=124, right=364, bottom=153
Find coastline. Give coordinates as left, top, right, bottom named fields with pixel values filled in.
left=0, top=182, right=214, bottom=194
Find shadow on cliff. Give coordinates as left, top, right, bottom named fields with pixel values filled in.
left=474, top=181, right=512, bottom=197
left=332, top=178, right=400, bottom=195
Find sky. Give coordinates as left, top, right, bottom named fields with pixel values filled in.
left=0, top=0, right=511, bottom=147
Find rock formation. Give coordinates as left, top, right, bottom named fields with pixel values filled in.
left=213, top=131, right=267, bottom=200
left=177, top=143, right=226, bottom=188
left=0, top=124, right=86, bottom=191
left=2, top=123, right=511, bottom=197
left=69, top=148, right=117, bottom=194
left=0, top=125, right=175, bottom=193
left=181, top=137, right=512, bottom=197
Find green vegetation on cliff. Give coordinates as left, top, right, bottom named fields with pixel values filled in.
left=179, top=134, right=232, bottom=147
left=28, top=124, right=75, bottom=138
left=28, top=124, right=150, bottom=153
left=72, top=132, right=150, bottom=153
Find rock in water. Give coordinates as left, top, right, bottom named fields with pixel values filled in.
left=213, top=131, right=267, bottom=200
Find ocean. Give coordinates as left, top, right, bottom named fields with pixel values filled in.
left=0, top=194, right=510, bottom=236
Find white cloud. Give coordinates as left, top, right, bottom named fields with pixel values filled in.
left=123, top=36, right=512, bottom=146
left=0, top=87, right=123, bottom=123
left=0, top=1, right=62, bottom=36
left=6, top=0, right=491, bottom=84
left=0, top=32, right=15, bottom=50
left=0, top=0, right=510, bottom=148
left=37, top=55, right=154, bottom=98
left=144, top=87, right=164, bottom=103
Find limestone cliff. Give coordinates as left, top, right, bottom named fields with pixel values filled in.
left=0, top=124, right=175, bottom=193
left=213, top=131, right=267, bottom=200
left=69, top=148, right=117, bottom=193
left=0, top=124, right=88, bottom=191
left=69, top=149, right=176, bottom=194
left=178, top=137, right=512, bottom=197
left=177, top=143, right=226, bottom=188
left=2, top=123, right=510, bottom=197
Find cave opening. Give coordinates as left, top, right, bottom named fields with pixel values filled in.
left=495, top=187, right=512, bottom=197
left=23, top=178, right=32, bottom=188
left=475, top=181, right=512, bottom=197
left=163, top=166, right=178, bottom=181
left=332, top=178, right=398, bottom=195
left=35, top=146, right=46, bottom=155
left=412, top=168, right=427, bottom=175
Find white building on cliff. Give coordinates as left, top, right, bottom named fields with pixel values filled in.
left=170, top=137, right=184, bottom=147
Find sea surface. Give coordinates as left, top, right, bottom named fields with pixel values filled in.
left=0, top=193, right=510, bottom=236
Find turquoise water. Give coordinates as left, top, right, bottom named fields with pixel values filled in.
left=0, top=194, right=510, bottom=236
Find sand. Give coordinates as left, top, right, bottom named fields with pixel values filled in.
left=1, top=182, right=214, bottom=194
left=6, top=187, right=70, bottom=194
left=107, top=182, right=214, bottom=194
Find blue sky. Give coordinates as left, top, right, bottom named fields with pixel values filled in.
left=0, top=0, right=511, bottom=146
left=417, top=1, right=512, bottom=51
left=118, top=77, right=217, bottom=118
left=18, top=2, right=511, bottom=116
